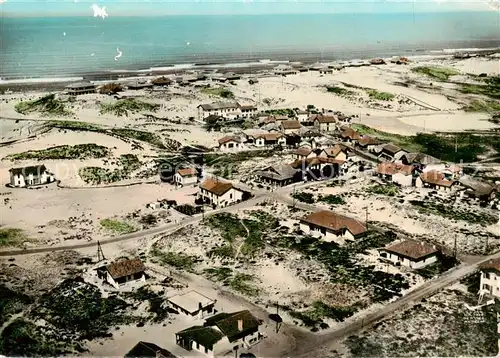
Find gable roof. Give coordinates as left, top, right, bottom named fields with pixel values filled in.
left=295, top=147, right=313, bottom=157
left=420, top=170, right=455, bottom=187
left=214, top=310, right=261, bottom=342
left=321, top=144, right=347, bottom=158
left=480, top=258, right=500, bottom=273
left=314, top=115, right=338, bottom=123
left=300, top=210, right=367, bottom=236
left=9, top=165, right=47, bottom=176
left=125, top=341, right=177, bottom=358
left=200, top=178, right=234, bottom=196
left=459, top=175, right=496, bottom=196
left=106, top=258, right=146, bottom=280
left=257, top=164, right=297, bottom=181
left=281, top=120, right=301, bottom=130
left=402, top=152, right=441, bottom=165
left=376, top=162, right=414, bottom=176
left=218, top=136, right=241, bottom=145
left=357, top=135, right=379, bottom=147
left=177, top=168, right=197, bottom=177
left=290, top=157, right=345, bottom=169
left=341, top=127, right=361, bottom=140
left=176, top=326, right=225, bottom=348
left=198, top=102, right=240, bottom=111
left=382, top=143, right=404, bottom=156
left=382, top=240, right=439, bottom=261
left=259, top=132, right=284, bottom=141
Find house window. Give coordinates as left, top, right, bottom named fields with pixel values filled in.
left=488, top=273, right=493, bottom=280
left=230, top=193, right=233, bottom=199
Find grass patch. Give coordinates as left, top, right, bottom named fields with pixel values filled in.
left=99, top=218, right=136, bottom=235
left=326, top=86, right=355, bottom=97
left=366, top=184, right=400, bottom=197
left=109, top=128, right=165, bottom=148
left=0, top=285, right=33, bottom=327
left=459, top=76, right=500, bottom=100
left=463, top=99, right=500, bottom=113
left=366, top=89, right=395, bottom=101
left=205, top=213, right=247, bottom=243
left=290, top=301, right=360, bottom=328
left=263, top=108, right=296, bottom=117
left=150, top=246, right=198, bottom=271
left=291, top=191, right=315, bottom=204
left=78, top=154, right=142, bottom=184
left=203, top=267, right=233, bottom=282
left=15, top=94, right=72, bottom=117
left=352, top=124, right=422, bottom=153
left=229, top=273, right=259, bottom=297
left=412, top=66, right=460, bottom=81
left=201, top=87, right=234, bottom=99
left=0, top=228, right=29, bottom=247
left=206, top=245, right=235, bottom=259
left=100, top=98, right=159, bottom=117
left=409, top=200, right=498, bottom=226
left=124, top=286, right=169, bottom=323
left=317, top=194, right=346, bottom=205
left=4, top=144, right=110, bottom=161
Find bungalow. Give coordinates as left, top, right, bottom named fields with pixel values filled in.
left=198, top=102, right=241, bottom=120
left=256, top=163, right=298, bottom=187
left=9, top=165, right=55, bottom=188
left=299, top=210, right=367, bottom=243
left=167, top=290, right=216, bottom=319
left=375, top=162, right=414, bottom=187
left=340, top=127, right=361, bottom=143
left=124, top=341, right=177, bottom=358
left=273, top=64, right=297, bottom=76
left=356, top=135, right=380, bottom=152
left=318, top=144, right=348, bottom=162
left=174, top=168, right=198, bottom=187
left=400, top=152, right=443, bottom=171
left=198, top=178, right=244, bottom=207
left=313, top=115, right=338, bottom=133
left=458, top=176, right=497, bottom=202
left=296, top=110, right=309, bottom=122
left=280, top=120, right=302, bottom=135
left=416, top=170, right=455, bottom=191
left=218, top=136, right=244, bottom=151
left=294, top=147, right=319, bottom=160
left=66, top=81, right=96, bottom=95
left=379, top=240, right=439, bottom=269
left=479, top=259, right=500, bottom=298
left=378, top=143, right=407, bottom=162
left=258, top=132, right=287, bottom=147
left=176, top=310, right=262, bottom=358
left=97, top=258, right=146, bottom=289
left=290, top=157, right=342, bottom=181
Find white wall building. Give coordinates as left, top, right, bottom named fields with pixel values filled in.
left=9, top=165, right=55, bottom=187
left=198, top=178, right=244, bottom=207
left=479, top=259, right=500, bottom=298
left=379, top=240, right=439, bottom=269
left=174, top=168, right=198, bottom=187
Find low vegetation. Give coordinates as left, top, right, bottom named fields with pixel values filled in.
left=100, top=98, right=159, bottom=117
left=0, top=228, right=29, bottom=247
left=4, top=144, right=110, bottom=161
left=78, top=154, right=142, bottom=185
left=289, top=301, right=361, bottom=328
left=326, top=86, right=355, bottom=97
left=201, top=86, right=234, bottom=99
left=411, top=66, right=460, bottom=81
left=263, top=108, right=296, bottom=117
left=318, top=194, right=346, bottom=205
left=99, top=218, right=136, bottom=235
left=0, top=285, right=33, bottom=326
left=15, top=94, right=72, bottom=117
left=459, top=76, right=500, bottom=100
left=366, top=89, right=395, bottom=101
left=109, top=128, right=165, bottom=148
left=366, top=184, right=400, bottom=197
left=292, top=191, right=315, bottom=204
left=150, top=245, right=198, bottom=271
left=99, top=83, right=123, bottom=95
left=229, top=273, right=259, bottom=297
left=463, top=99, right=500, bottom=113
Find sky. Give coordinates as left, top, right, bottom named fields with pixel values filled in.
left=0, top=0, right=499, bottom=16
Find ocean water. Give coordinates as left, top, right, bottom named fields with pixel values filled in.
left=1, top=12, right=500, bottom=79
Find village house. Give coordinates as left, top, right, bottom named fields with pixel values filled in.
left=218, top=136, right=244, bottom=151
left=127, top=80, right=153, bottom=90
left=296, top=109, right=309, bottom=122
left=379, top=240, right=439, bottom=269
left=151, top=76, right=172, bottom=87
left=294, top=147, right=320, bottom=160
left=378, top=143, right=407, bottom=162
left=198, top=102, right=241, bottom=120
left=198, top=178, right=244, bottom=207
left=318, top=144, right=348, bottom=162
left=356, top=135, right=380, bottom=152
left=66, top=81, right=96, bottom=95
left=290, top=157, right=342, bottom=181
left=479, top=259, right=500, bottom=298
left=458, top=176, right=497, bottom=202
left=400, top=152, right=443, bottom=171
left=97, top=258, right=146, bottom=289
left=239, top=105, right=257, bottom=118
left=375, top=162, right=414, bottom=187
left=257, top=132, right=287, bottom=147
left=9, top=165, right=55, bottom=188
left=273, top=64, right=297, bottom=76
left=319, top=67, right=334, bottom=74
left=167, top=290, right=216, bottom=319
left=175, top=310, right=263, bottom=358
left=340, top=127, right=361, bottom=143
left=174, top=168, right=198, bottom=187
left=313, top=115, right=338, bottom=132
left=416, top=170, right=455, bottom=191
left=299, top=210, right=367, bottom=243
left=124, top=341, right=177, bottom=358
left=280, top=120, right=302, bottom=135
left=256, top=163, right=298, bottom=187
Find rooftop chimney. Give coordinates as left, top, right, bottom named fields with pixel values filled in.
left=238, top=319, right=243, bottom=332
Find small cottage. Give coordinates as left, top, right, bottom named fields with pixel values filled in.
left=378, top=143, right=407, bottom=162
left=66, top=81, right=96, bottom=95
left=416, top=170, right=455, bottom=191
left=375, top=162, right=414, bottom=187
left=9, top=165, right=55, bottom=187
left=273, top=64, right=297, bottom=76
left=356, top=135, right=380, bottom=152
left=198, top=178, right=244, bottom=207
left=479, top=259, right=500, bottom=298
left=98, top=258, right=146, bottom=289
left=340, top=127, right=361, bottom=143
left=296, top=109, right=309, bottom=122
left=174, top=168, right=198, bottom=187
left=313, top=115, right=337, bottom=132
left=299, top=210, right=367, bottom=243
left=458, top=176, right=497, bottom=202
left=318, top=144, right=348, bottom=162
left=294, top=147, right=319, bottom=160
left=198, top=102, right=241, bottom=120
left=167, top=290, right=216, bottom=319
left=218, top=136, right=244, bottom=151
left=256, top=164, right=298, bottom=187
left=124, top=341, right=177, bottom=358
left=379, top=240, right=439, bottom=269
left=280, top=120, right=302, bottom=134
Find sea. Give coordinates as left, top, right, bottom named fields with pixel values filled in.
left=1, top=12, right=500, bottom=81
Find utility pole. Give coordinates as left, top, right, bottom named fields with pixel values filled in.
left=97, top=241, right=105, bottom=262
left=453, top=234, right=457, bottom=258
left=365, top=206, right=368, bottom=227
left=276, top=303, right=279, bottom=333
left=292, top=185, right=297, bottom=209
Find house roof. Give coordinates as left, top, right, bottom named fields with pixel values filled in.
left=176, top=326, right=225, bottom=348
left=376, top=162, right=413, bottom=176
left=124, top=341, right=177, bottom=358
left=258, top=132, right=284, bottom=141
left=322, top=144, right=346, bottom=158
left=420, top=170, right=455, bottom=187
left=281, top=120, right=301, bottom=130
left=341, top=127, right=361, bottom=140
left=382, top=143, right=404, bottom=156
left=218, top=136, right=241, bottom=145
left=106, top=258, right=146, bottom=280
left=300, top=210, right=367, bottom=236
left=9, top=165, right=47, bottom=175
left=459, top=175, right=496, bottom=196
left=198, top=102, right=240, bottom=111
left=314, top=115, right=338, bottom=123
left=240, top=105, right=257, bottom=110
left=403, top=152, right=441, bottom=165
left=257, top=163, right=297, bottom=181
left=214, top=310, right=261, bottom=342
left=290, top=157, right=345, bottom=169
left=357, top=135, right=379, bottom=147
left=177, top=168, right=197, bottom=177
left=480, top=258, right=500, bottom=273
left=152, top=77, right=172, bottom=85
left=382, top=240, right=439, bottom=261
left=295, top=147, right=313, bottom=157
left=168, top=290, right=215, bottom=314
left=66, top=81, right=95, bottom=89
left=296, top=110, right=308, bottom=115
left=200, top=178, right=234, bottom=196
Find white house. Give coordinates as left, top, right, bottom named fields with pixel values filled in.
left=318, top=145, right=348, bottom=162
left=479, top=259, right=500, bottom=298
left=218, top=136, right=244, bottom=151
left=9, top=165, right=55, bottom=187
left=299, top=210, right=367, bottom=244
left=167, top=290, right=216, bottom=319
left=239, top=105, right=257, bottom=118
left=198, top=102, right=241, bottom=120
left=294, top=147, right=319, bottom=160
left=313, top=115, right=338, bottom=132
left=378, top=143, right=407, bottom=162
left=415, top=170, right=456, bottom=191
left=198, top=178, right=244, bottom=207
left=379, top=240, right=439, bottom=269
left=97, top=258, right=147, bottom=289
left=176, top=310, right=263, bottom=358
left=296, top=110, right=309, bottom=122
left=375, top=162, right=414, bottom=187
left=174, top=168, right=198, bottom=187
left=273, top=64, right=297, bottom=76
left=280, top=120, right=302, bottom=135
left=356, top=135, right=380, bottom=152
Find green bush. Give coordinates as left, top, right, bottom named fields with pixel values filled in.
left=292, top=192, right=315, bottom=204
left=100, top=98, right=159, bottom=117
left=15, top=94, right=72, bottom=117
left=5, top=144, right=110, bottom=161
left=411, top=66, right=460, bottom=81
left=99, top=219, right=136, bottom=234
left=0, top=228, right=29, bottom=247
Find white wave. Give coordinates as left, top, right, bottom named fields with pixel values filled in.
left=0, top=76, right=84, bottom=84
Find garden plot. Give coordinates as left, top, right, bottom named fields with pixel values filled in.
left=149, top=200, right=427, bottom=332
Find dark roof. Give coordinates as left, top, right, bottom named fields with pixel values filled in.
left=300, top=210, right=367, bottom=236
left=402, top=152, right=441, bottom=165
left=106, top=258, right=146, bottom=280
left=459, top=176, right=496, bottom=196
left=213, top=310, right=261, bottom=342
left=382, top=240, right=439, bottom=261
left=314, top=115, right=338, bottom=123
left=257, top=164, right=297, bottom=181
left=480, top=258, right=500, bottom=273
left=200, top=178, right=234, bottom=196
left=382, top=143, right=404, bottom=156
left=9, top=165, right=47, bottom=176
left=124, top=341, right=177, bottom=358
left=357, top=135, right=380, bottom=147
left=281, top=120, right=301, bottom=130
left=218, top=136, right=241, bottom=145
left=198, top=102, right=240, bottom=110
left=66, top=81, right=95, bottom=89
left=176, top=326, right=225, bottom=348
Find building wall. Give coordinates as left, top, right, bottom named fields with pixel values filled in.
left=220, top=141, right=243, bottom=151
left=174, top=174, right=197, bottom=186
left=392, top=173, right=413, bottom=187
left=480, top=271, right=500, bottom=298
left=254, top=138, right=265, bottom=147
left=299, top=222, right=353, bottom=244
left=10, top=171, right=53, bottom=187
left=380, top=251, right=437, bottom=269
left=199, top=188, right=243, bottom=207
